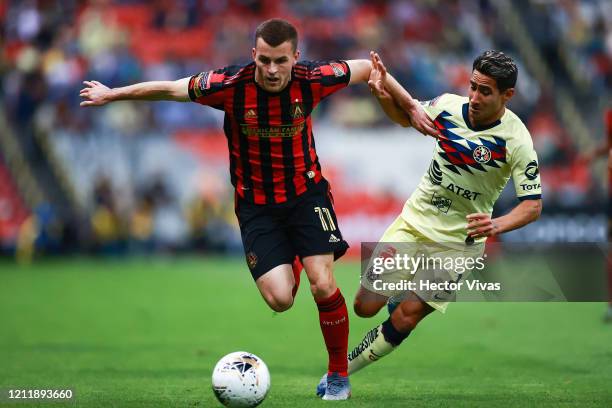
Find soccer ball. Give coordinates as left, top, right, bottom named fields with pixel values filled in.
left=211, top=351, right=270, bottom=407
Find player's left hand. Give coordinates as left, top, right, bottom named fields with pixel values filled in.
left=466, top=213, right=499, bottom=238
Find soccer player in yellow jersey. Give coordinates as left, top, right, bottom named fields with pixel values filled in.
left=317, top=50, right=543, bottom=395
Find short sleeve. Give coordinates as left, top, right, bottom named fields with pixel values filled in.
left=510, top=137, right=542, bottom=201
left=419, top=93, right=448, bottom=120
left=310, top=60, right=351, bottom=100
left=188, top=68, right=229, bottom=110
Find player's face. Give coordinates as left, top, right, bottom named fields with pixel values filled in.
left=252, top=38, right=299, bottom=92
left=468, top=70, right=514, bottom=126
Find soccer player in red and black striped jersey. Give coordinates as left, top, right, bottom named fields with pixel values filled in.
left=80, top=18, right=435, bottom=400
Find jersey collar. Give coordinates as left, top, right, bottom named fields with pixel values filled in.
left=462, top=103, right=502, bottom=131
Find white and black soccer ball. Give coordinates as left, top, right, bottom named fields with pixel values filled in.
left=212, top=351, right=270, bottom=407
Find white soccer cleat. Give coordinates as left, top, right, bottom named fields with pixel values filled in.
left=322, top=372, right=351, bottom=400
left=316, top=373, right=327, bottom=397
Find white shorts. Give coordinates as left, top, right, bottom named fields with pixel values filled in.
left=361, top=216, right=484, bottom=313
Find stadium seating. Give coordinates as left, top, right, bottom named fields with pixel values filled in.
left=1, top=0, right=608, bottom=250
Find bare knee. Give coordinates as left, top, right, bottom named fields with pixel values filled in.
left=309, top=275, right=336, bottom=299
left=303, top=255, right=336, bottom=299
left=353, top=287, right=387, bottom=318
left=262, top=291, right=294, bottom=312
left=353, top=298, right=381, bottom=318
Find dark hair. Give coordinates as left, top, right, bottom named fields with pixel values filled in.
left=472, top=50, right=518, bottom=91
left=254, top=19, right=298, bottom=52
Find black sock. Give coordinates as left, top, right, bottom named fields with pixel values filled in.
left=381, top=317, right=411, bottom=346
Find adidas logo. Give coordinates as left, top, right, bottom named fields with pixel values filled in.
left=245, top=109, right=257, bottom=120
left=329, top=234, right=340, bottom=243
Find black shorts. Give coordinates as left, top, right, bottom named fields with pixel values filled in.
left=235, top=178, right=349, bottom=280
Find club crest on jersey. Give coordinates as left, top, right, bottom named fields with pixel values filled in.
left=434, top=111, right=507, bottom=175
left=473, top=146, right=491, bottom=164
left=290, top=101, right=304, bottom=119
left=330, top=62, right=346, bottom=77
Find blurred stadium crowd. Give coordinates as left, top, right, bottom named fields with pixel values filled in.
left=0, top=0, right=610, bottom=257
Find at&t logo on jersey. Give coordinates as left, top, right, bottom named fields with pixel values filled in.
left=429, top=159, right=482, bottom=201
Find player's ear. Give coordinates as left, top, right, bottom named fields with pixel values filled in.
left=252, top=48, right=257, bottom=61
left=502, top=87, right=514, bottom=103
left=293, top=49, right=300, bottom=65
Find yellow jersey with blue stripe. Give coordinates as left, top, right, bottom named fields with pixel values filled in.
left=401, top=93, right=542, bottom=243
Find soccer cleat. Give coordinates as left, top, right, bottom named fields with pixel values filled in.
left=322, top=372, right=351, bottom=400
left=291, top=256, right=303, bottom=298
left=316, top=373, right=327, bottom=397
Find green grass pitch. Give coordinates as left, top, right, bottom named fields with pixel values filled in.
left=0, top=257, right=610, bottom=407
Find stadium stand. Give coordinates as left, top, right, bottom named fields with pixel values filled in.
left=1, top=0, right=609, bottom=253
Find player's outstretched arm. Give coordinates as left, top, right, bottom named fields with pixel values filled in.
left=79, top=77, right=191, bottom=107
left=346, top=59, right=374, bottom=85
left=370, top=52, right=439, bottom=138
left=346, top=58, right=410, bottom=126
left=347, top=55, right=438, bottom=136
left=466, top=199, right=542, bottom=238
left=366, top=51, right=411, bottom=127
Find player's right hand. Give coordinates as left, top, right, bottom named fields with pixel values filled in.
left=369, top=52, right=439, bottom=138
left=368, top=51, right=390, bottom=99
left=79, top=81, right=112, bottom=107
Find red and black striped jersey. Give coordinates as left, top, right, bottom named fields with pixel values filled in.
left=188, top=60, right=351, bottom=204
